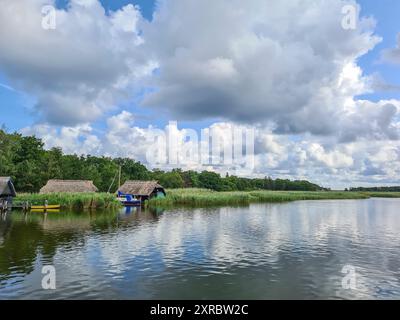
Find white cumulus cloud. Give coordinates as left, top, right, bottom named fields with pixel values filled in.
left=0, top=0, right=155, bottom=125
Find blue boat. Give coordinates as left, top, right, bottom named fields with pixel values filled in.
left=117, top=191, right=142, bottom=207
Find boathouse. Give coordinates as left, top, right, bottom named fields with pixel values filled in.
left=0, top=177, right=16, bottom=199
left=118, top=181, right=166, bottom=201
left=40, top=180, right=99, bottom=194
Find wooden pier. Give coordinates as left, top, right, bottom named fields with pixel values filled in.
left=1, top=177, right=58, bottom=213
left=0, top=199, right=9, bottom=212
left=0, top=200, right=59, bottom=213
left=0, top=200, right=30, bottom=212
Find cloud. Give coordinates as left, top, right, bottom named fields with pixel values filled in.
left=21, top=123, right=101, bottom=155
left=0, top=0, right=155, bottom=126
left=0, top=83, right=18, bottom=93
left=338, top=100, right=400, bottom=142
left=369, top=74, right=400, bottom=93
left=362, top=159, right=386, bottom=176
left=2, top=0, right=398, bottom=142
left=141, top=0, right=387, bottom=138
left=22, top=111, right=400, bottom=189
left=381, top=33, right=400, bottom=64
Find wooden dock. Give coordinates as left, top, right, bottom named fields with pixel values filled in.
left=0, top=200, right=59, bottom=213
left=0, top=200, right=30, bottom=212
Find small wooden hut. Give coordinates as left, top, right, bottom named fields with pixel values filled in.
left=118, top=181, right=166, bottom=201
left=40, top=180, right=98, bottom=194
left=0, top=177, right=16, bottom=199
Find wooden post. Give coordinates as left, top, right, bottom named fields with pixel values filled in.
left=118, top=166, right=122, bottom=190
left=1, top=199, right=7, bottom=212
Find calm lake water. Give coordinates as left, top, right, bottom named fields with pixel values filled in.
left=1, top=198, right=400, bottom=300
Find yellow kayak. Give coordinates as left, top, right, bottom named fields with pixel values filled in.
left=31, top=205, right=61, bottom=210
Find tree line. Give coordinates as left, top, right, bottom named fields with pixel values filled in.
left=0, top=129, right=325, bottom=193
left=348, top=186, right=400, bottom=192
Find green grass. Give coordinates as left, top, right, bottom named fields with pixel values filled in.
left=16, top=193, right=121, bottom=210
left=361, top=192, right=400, bottom=198
left=148, top=188, right=400, bottom=208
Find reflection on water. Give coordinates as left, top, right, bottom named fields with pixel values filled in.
left=1, top=199, right=400, bottom=299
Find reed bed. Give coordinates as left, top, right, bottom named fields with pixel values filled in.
left=361, top=192, right=400, bottom=198
left=16, top=193, right=121, bottom=210
left=148, top=189, right=379, bottom=207
left=16, top=190, right=400, bottom=211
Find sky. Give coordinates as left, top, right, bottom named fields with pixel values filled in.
left=0, top=0, right=400, bottom=189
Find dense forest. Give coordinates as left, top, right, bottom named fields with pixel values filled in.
left=0, top=129, right=325, bottom=193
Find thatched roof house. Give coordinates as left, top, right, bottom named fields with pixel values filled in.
left=0, top=177, right=16, bottom=198
left=40, top=180, right=98, bottom=194
left=118, top=181, right=166, bottom=200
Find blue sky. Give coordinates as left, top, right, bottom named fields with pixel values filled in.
left=357, top=0, right=400, bottom=101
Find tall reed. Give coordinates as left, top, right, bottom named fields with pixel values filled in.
left=16, top=193, right=121, bottom=210
left=148, top=189, right=385, bottom=208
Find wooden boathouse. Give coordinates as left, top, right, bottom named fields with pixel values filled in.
left=0, top=177, right=17, bottom=211
left=40, top=180, right=99, bottom=194
left=118, top=181, right=166, bottom=202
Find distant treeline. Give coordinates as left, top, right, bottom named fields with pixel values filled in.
left=0, top=129, right=324, bottom=193
left=348, top=186, right=400, bottom=192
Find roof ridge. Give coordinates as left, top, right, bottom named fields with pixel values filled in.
left=124, top=180, right=159, bottom=183
left=48, top=179, right=94, bottom=183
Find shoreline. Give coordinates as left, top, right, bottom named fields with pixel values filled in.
left=15, top=193, right=121, bottom=210
left=12, top=189, right=400, bottom=211
left=148, top=189, right=400, bottom=208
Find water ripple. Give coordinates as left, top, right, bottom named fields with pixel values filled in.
left=1, top=199, right=400, bottom=299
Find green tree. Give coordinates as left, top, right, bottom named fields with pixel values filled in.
left=156, top=170, right=184, bottom=189
left=198, top=171, right=223, bottom=191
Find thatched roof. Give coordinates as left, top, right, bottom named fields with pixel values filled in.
left=40, top=180, right=98, bottom=194
left=0, top=177, right=16, bottom=197
left=118, top=181, right=165, bottom=196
